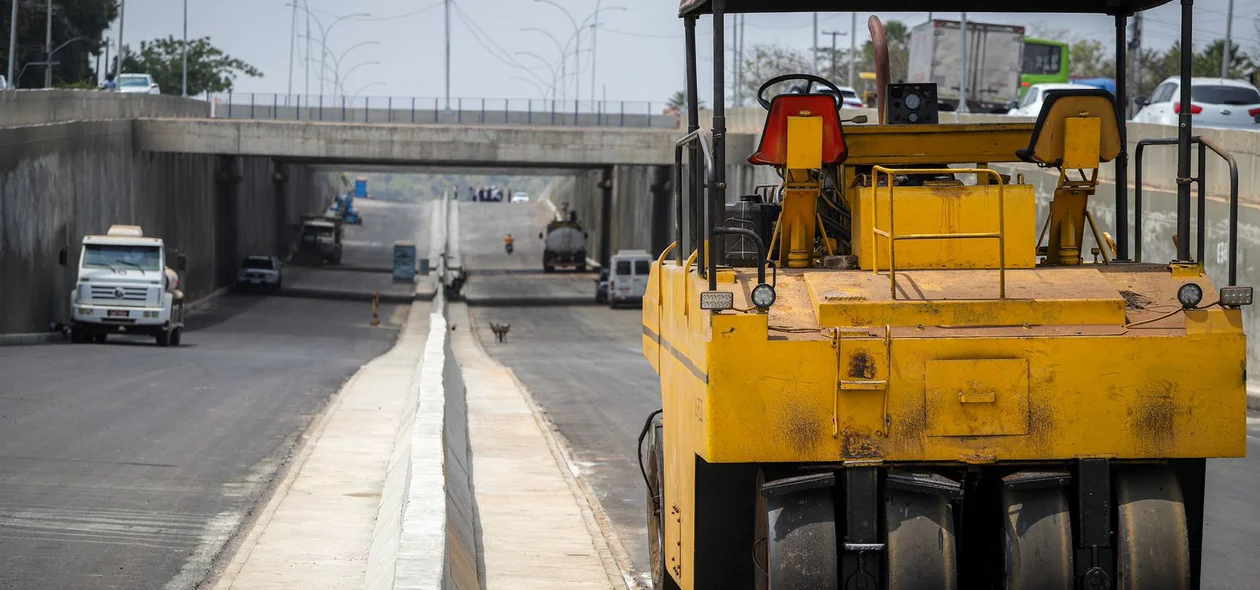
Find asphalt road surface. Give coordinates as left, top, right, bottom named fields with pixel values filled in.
left=340, top=197, right=432, bottom=269
left=0, top=294, right=405, bottom=589
left=458, top=200, right=596, bottom=304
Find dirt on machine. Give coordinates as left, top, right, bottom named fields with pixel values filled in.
left=641, top=2, right=1250, bottom=589
left=292, top=214, right=344, bottom=266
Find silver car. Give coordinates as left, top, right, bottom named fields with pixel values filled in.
left=117, top=73, right=161, bottom=95
left=1133, top=77, right=1260, bottom=130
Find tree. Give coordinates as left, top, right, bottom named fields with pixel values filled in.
left=739, top=44, right=812, bottom=102
left=121, top=36, right=261, bottom=96
left=666, top=90, right=704, bottom=111
left=1069, top=40, right=1115, bottom=79
left=0, top=0, right=120, bottom=88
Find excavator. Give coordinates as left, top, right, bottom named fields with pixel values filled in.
left=641, top=1, right=1249, bottom=589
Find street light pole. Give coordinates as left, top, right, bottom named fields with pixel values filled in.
left=590, top=0, right=600, bottom=105
left=288, top=0, right=297, bottom=97
left=1222, top=0, right=1234, bottom=78
left=44, top=0, right=52, bottom=88
left=445, top=0, right=450, bottom=109
left=182, top=0, right=188, bottom=96
left=304, top=0, right=310, bottom=96
left=822, top=30, right=845, bottom=80
left=522, top=27, right=567, bottom=101
left=116, top=0, right=126, bottom=80
left=849, top=12, right=856, bottom=87
left=6, top=0, right=16, bottom=87
left=959, top=12, right=970, bottom=113
left=536, top=0, right=580, bottom=103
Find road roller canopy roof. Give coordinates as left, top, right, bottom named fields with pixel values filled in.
left=679, top=0, right=1174, bottom=15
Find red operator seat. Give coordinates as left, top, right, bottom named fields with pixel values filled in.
left=748, top=94, right=848, bottom=167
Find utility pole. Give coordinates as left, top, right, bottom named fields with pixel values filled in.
left=115, top=0, right=125, bottom=80
left=958, top=12, right=970, bottom=113
left=304, top=0, right=310, bottom=96
left=822, top=30, right=844, bottom=80
left=738, top=14, right=745, bottom=105
left=287, top=0, right=297, bottom=98
left=7, top=0, right=17, bottom=88
left=44, top=0, right=52, bottom=88
left=1129, top=13, right=1142, bottom=118
left=848, top=12, right=856, bottom=87
left=1222, top=0, right=1234, bottom=78
left=444, top=0, right=451, bottom=110
left=812, top=13, right=819, bottom=75
left=181, top=0, right=188, bottom=96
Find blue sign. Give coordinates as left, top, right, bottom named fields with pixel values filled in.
left=393, top=241, right=416, bottom=283
left=354, top=178, right=368, bottom=198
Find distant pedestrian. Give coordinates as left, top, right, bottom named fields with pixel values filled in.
left=102, top=73, right=117, bottom=91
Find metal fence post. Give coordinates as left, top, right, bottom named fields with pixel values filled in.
left=434, top=98, right=439, bottom=123
left=573, top=99, right=579, bottom=126
left=342, top=97, right=347, bottom=122
left=365, top=96, right=370, bottom=123
left=551, top=99, right=556, bottom=125
left=412, top=97, right=416, bottom=123
left=388, top=97, right=393, bottom=123
left=273, top=94, right=278, bottom=119
left=319, top=95, right=324, bottom=121
left=458, top=97, right=463, bottom=124
left=296, top=95, right=301, bottom=120
left=620, top=101, right=625, bottom=127
left=228, top=92, right=234, bottom=118
left=528, top=99, right=532, bottom=125
left=504, top=99, right=509, bottom=124
left=480, top=98, right=485, bottom=123
left=250, top=93, right=256, bottom=119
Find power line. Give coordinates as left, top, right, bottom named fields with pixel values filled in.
left=449, top=2, right=550, bottom=90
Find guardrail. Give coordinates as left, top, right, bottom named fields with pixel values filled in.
left=208, top=93, right=681, bottom=128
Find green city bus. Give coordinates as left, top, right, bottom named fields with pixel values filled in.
left=1020, top=38, right=1070, bottom=98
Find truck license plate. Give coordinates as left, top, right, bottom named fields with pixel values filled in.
left=108, top=310, right=128, bottom=317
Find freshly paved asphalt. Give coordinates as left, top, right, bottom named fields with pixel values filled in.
left=0, top=197, right=430, bottom=589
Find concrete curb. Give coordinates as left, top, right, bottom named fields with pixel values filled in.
left=0, top=285, right=232, bottom=347
left=464, top=295, right=598, bottom=307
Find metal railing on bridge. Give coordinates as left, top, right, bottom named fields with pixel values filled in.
left=207, top=94, right=682, bottom=129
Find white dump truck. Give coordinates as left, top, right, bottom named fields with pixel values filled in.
left=60, top=225, right=187, bottom=347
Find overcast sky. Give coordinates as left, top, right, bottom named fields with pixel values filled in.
left=106, top=1, right=1260, bottom=105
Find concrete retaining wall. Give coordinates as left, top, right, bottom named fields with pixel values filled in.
left=0, top=90, right=209, bottom=127
left=0, top=120, right=325, bottom=335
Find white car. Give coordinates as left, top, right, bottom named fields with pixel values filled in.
left=1007, top=83, right=1100, bottom=117
left=117, top=73, right=161, bottom=94
left=511, top=192, right=530, bottom=203
left=817, top=86, right=865, bottom=109
left=236, top=255, right=283, bottom=292
left=1133, top=77, right=1260, bottom=130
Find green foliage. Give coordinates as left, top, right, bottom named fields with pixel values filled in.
left=1069, top=40, right=1115, bottom=79
left=0, top=0, right=120, bottom=88
left=666, top=90, right=704, bottom=111
left=121, top=36, right=261, bottom=95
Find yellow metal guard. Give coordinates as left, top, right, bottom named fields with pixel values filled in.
left=870, top=166, right=1007, bottom=299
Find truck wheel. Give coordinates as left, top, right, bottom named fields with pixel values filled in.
left=156, top=329, right=171, bottom=347
left=70, top=327, right=85, bottom=344
left=170, top=328, right=182, bottom=346
left=576, top=263, right=587, bottom=273
left=544, top=265, right=555, bottom=273
left=93, top=333, right=108, bottom=344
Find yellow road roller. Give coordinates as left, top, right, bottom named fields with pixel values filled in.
left=640, top=1, right=1250, bottom=589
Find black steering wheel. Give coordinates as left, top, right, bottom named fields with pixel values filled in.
left=756, top=73, right=844, bottom=110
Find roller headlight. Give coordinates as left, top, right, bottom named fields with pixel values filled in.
left=1177, top=283, right=1204, bottom=309
left=751, top=283, right=776, bottom=309
left=1220, top=286, right=1253, bottom=308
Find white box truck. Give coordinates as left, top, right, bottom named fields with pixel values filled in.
left=907, top=19, right=1025, bottom=113
left=60, top=225, right=187, bottom=347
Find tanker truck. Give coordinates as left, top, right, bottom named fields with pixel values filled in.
left=540, top=210, right=588, bottom=273
left=60, top=225, right=186, bottom=347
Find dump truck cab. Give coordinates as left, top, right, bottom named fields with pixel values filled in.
left=642, top=2, right=1248, bottom=590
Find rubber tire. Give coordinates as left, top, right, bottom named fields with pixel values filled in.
left=544, top=265, right=555, bottom=273
left=645, top=415, right=679, bottom=590
left=70, top=327, right=85, bottom=344
left=156, top=329, right=171, bottom=347
left=764, top=477, right=839, bottom=589
left=576, top=263, right=586, bottom=273
left=1116, top=466, right=1191, bottom=590
left=93, top=333, right=107, bottom=344
left=886, top=489, right=958, bottom=590
left=274, top=278, right=283, bottom=294
left=170, top=327, right=182, bottom=347
left=1002, top=484, right=1073, bottom=589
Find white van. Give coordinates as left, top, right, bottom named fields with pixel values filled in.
left=607, top=249, right=654, bottom=308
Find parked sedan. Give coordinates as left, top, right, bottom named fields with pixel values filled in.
left=1007, top=83, right=1099, bottom=117
left=236, top=255, right=283, bottom=292
left=117, top=73, right=161, bottom=95
left=594, top=268, right=610, bottom=304
left=1133, top=77, right=1260, bottom=129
